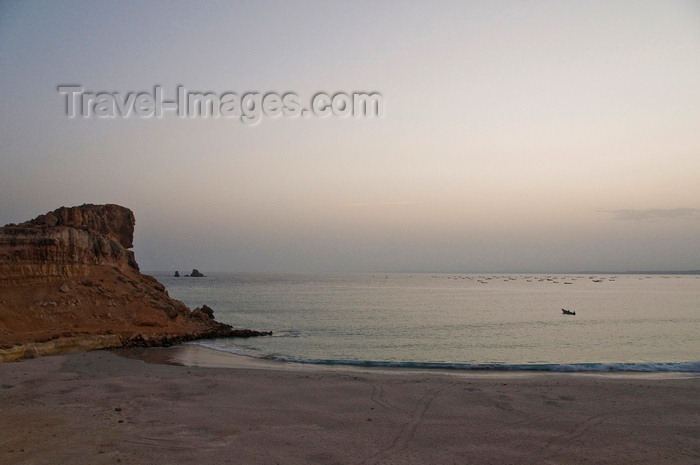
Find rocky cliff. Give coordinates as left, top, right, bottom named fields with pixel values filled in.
left=0, top=204, right=269, bottom=361
left=0, top=204, right=138, bottom=285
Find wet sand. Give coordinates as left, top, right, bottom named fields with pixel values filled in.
left=1, top=347, right=698, bottom=464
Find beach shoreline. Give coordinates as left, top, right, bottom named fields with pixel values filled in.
left=121, top=342, right=700, bottom=380
left=2, top=348, right=698, bottom=464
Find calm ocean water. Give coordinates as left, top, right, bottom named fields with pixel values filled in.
left=154, top=272, right=700, bottom=372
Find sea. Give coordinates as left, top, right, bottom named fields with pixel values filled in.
left=153, top=272, right=700, bottom=373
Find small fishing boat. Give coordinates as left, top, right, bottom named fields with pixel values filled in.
left=561, top=308, right=576, bottom=315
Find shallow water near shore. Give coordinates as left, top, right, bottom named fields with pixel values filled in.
left=154, top=272, right=700, bottom=372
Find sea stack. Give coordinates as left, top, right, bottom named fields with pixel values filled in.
left=0, top=204, right=270, bottom=361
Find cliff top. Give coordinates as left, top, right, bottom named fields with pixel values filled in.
left=14, top=204, right=135, bottom=249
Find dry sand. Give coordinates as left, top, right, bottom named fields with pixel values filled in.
left=1, top=346, right=698, bottom=465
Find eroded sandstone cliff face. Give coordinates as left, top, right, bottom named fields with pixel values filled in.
left=0, top=204, right=138, bottom=285
left=0, top=204, right=268, bottom=361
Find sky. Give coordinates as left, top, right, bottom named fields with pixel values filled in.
left=1, top=0, right=699, bottom=273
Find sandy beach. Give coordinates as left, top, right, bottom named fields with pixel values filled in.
left=1, top=346, right=698, bottom=465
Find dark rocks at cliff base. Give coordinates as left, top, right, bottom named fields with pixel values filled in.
left=201, top=304, right=215, bottom=318
left=191, top=304, right=218, bottom=321
left=122, top=325, right=273, bottom=348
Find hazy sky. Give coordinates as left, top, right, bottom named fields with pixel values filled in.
left=1, top=1, right=699, bottom=272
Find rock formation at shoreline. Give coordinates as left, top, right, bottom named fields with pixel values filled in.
left=0, top=204, right=270, bottom=361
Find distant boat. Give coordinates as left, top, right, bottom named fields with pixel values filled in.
left=562, top=308, right=576, bottom=315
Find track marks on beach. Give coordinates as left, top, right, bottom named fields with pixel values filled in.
left=519, top=412, right=608, bottom=465
left=360, top=382, right=454, bottom=465
left=123, top=427, right=242, bottom=453
left=514, top=388, right=623, bottom=465
left=369, top=382, right=403, bottom=413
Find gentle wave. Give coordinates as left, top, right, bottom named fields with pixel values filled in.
left=187, top=342, right=700, bottom=373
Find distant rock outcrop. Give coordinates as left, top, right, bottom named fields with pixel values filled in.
left=174, top=271, right=180, bottom=277
left=187, top=269, right=204, bottom=277
left=0, top=204, right=270, bottom=362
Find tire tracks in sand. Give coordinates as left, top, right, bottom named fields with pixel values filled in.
left=359, top=382, right=455, bottom=465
